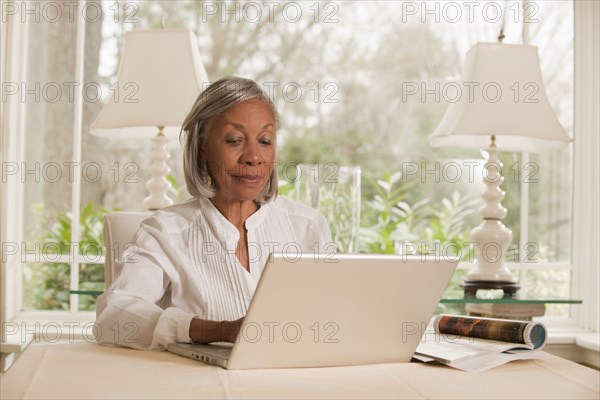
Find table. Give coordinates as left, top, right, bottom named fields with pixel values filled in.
left=1, top=341, right=598, bottom=399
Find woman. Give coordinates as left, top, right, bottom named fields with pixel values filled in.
left=95, top=76, right=332, bottom=350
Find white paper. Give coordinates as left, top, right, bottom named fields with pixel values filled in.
left=414, top=333, right=543, bottom=372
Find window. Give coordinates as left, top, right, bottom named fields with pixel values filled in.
left=2, top=0, right=595, bottom=328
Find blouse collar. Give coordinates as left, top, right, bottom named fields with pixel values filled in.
left=197, top=197, right=271, bottom=233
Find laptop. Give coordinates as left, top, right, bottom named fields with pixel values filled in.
left=167, top=253, right=458, bottom=369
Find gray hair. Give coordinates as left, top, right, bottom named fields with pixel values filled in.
left=181, top=76, right=279, bottom=203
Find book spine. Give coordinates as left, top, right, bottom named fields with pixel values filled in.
left=433, top=315, right=547, bottom=349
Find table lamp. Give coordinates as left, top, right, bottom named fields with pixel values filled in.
left=428, top=42, right=571, bottom=297
left=90, top=29, right=208, bottom=210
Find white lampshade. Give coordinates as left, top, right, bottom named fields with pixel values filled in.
left=90, top=29, right=208, bottom=139
left=429, top=42, right=571, bottom=152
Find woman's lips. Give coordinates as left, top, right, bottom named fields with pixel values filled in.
left=232, top=175, right=262, bottom=184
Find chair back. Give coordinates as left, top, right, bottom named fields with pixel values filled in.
left=103, top=211, right=153, bottom=288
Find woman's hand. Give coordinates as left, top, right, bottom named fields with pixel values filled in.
left=225, top=317, right=244, bottom=343
left=189, top=317, right=244, bottom=343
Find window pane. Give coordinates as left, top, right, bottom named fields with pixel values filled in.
left=23, top=9, right=76, bottom=243
left=23, top=261, right=70, bottom=311
left=21, top=9, right=77, bottom=311
left=526, top=0, right=573, bottom=264
left=78, top=263, right=104, bottom=311
left=526, top=269, right=571, bottom=316
left=528, top=150, right=572, bottom=263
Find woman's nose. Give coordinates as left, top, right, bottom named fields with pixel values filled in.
left=241, top=142, right=263, bottom=165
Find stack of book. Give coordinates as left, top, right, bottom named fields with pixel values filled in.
left=466, top=303, right=546, bottom=320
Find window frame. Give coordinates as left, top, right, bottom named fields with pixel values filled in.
left=1, top=0, right=597, bottom=335
left=571, top=0, right=599, bottom=333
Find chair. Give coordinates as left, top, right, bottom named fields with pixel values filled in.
left=103, top=211, right=153, bottom=288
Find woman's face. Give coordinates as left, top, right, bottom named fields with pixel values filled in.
left=202, top=100, right=276, bottom=204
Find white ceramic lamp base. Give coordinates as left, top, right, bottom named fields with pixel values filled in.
left=463, top=139, right=519, bottom=297
left=142, top=130, right=174, bottom=211
left=468, top=219, right=514, bottom=281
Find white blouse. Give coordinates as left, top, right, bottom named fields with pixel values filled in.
left=95, top=196, right=333, bottom=351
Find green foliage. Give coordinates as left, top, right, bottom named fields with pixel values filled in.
left=359, top=173, right=477, bottom=259
left=359, top=172, right=421, bottom=254
left=22, top=262, right=71, bottom=311
left=23, top=203, right=111, bottom=311
left=278, top=129, right=396, bottom=185
left=358, top=171, right=479, bottom=308
left=281, top=167, right=479, bottom=305
left=25, top=170, right=539, bottom=312
left=277, top=180, right=295, bottom=197
left=27, top=172, right=478, bottom=312
left=422, top=191, right=479, bottom=260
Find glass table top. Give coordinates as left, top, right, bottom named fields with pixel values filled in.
left=70, top=289, right=582, bottom=304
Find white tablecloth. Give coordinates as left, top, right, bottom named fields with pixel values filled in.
left=1, top=341, right=599, bottom=399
